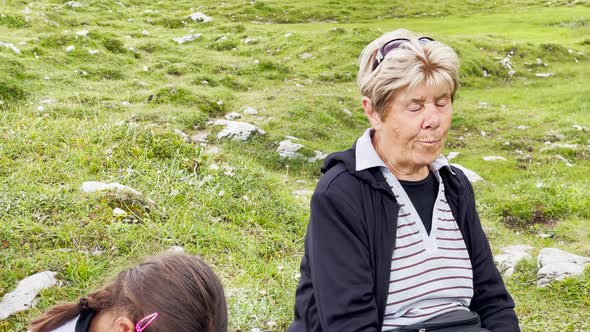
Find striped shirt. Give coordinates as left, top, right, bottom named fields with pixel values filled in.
left=380, top=160, right=473, bottom=331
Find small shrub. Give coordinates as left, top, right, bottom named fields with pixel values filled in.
left=102, top=38, right=126, bottom=53
left=0, top=14, right=28, bottom=28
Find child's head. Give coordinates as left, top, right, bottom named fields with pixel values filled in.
left=30, top=254, right=227, bottom=332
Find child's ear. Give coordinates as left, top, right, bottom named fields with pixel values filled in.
left=114, top=316, right=135, bottom=332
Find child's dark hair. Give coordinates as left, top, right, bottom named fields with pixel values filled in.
left=30, top=254, right=227, bottom=332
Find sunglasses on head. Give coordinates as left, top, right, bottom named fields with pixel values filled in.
left=372, top=37, right=434, bottom=71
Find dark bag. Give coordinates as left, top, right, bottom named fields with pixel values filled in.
left=398, top=310, right=490, bottom=332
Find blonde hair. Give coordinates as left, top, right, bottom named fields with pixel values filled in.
left=357, top=29, right=460, bottom=117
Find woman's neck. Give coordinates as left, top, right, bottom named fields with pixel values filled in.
left=372, top=133, right=430, bottom=181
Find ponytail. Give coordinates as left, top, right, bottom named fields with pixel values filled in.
left=29, top=286, right=114, bottom=332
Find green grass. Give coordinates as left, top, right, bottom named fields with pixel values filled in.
left=1, top=1, right=590, bottom=331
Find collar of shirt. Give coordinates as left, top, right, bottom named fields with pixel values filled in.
left=354, top=128, right=455, bottom=175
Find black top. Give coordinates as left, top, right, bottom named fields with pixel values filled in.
left=399, top=171, right=439, bottom=235
left=76, top=310, right=96, bottom=332
left=288, top=143, right=520, bottom=332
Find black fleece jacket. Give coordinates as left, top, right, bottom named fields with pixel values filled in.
left=289, top=145, right=520, bottom=332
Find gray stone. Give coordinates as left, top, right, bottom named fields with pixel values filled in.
left=342, top=108, right=352, bottom=116
left=494, top=245, right=534, bottom=277
left=213, top=120, right=265, bottom=141
left=112, top=207, right=127, bottom=217
left=482, top=156, right=507, bottom=161
left=554, top=155, right=573, bottom=167
left=76, top=29, right=89, bottom=37
left=173, top=34, right=202, bottom=44
left=572, top=124, right=588, bottom=131
left=447, top=151, right=460, bottom=161
left=224, top=112, right=242, bottom=120
left=500, top=56, right=513, bottom=70
left=65, top=1, right=84, bottom=8
left=0, top=271, right=58, bottom=319
left=80, top=181, right=142, bottom=196
left=278, top=140, right=304, bottom=159
left=540, top=143, right=577, bottom=152
left=308, top=150, right=327, bottom=163
left=450, top=164, right=484, bottom=183
left=537, top=248, right=590, bottom=287
left=189, top=12, right=212, bottom=22
left=299, top=52, right=313, bottom=60
left=167, top=246, right=184, bottom=254
left=242, top=107, right=258, bottom=115
left=535, top=73, right=553, bottom=77
left=65, top=45, right=75, bottom=52
left=0, top=41, right=21, bottom=54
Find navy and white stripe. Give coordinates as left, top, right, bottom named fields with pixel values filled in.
left=380, top=157, right=473, bottom=331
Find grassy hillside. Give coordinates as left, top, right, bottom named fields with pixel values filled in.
left=1, top=0, right=589, bottom=331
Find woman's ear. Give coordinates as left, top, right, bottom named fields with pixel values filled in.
left=114, top=316, right=135, bottom=332
left=362, top=96, right=383, bottom=130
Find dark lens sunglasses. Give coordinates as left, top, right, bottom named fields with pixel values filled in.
left=372, top=37, right=434, bottom=71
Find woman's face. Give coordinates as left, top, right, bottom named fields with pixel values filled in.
left=372, top=84, right=453, bottom=170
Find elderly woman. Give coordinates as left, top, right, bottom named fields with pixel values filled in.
left=289, top=30, right=519, bottom=332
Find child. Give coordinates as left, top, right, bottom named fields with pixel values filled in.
left=30, top=254, right=227, bottom=332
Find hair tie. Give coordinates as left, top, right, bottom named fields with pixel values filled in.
left=78, top=298, right=89, bottom=311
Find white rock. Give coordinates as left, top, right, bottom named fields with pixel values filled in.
left=277, top=139, right=304, bottom=159
left=141, top=30, right=150, bottom=36
left=285, top=136, right=300, bottom=141
left=37, top=105, right=45, bottom=111
left=80, top=181, right=142, bottom=196
left=572, top=124, right=587, bottom=131
left=167, top=246, right=184, bottom=254
left=554, top=155, right=573, bottom=167
left=494, top=245, right=534, bottom=277
left=342, top=108, right=352, bottom=116
left=205, top=146, right=221, bottom=155
left=65, top=45, right=75, bottom=52
left=65, top=1, right=84, bottom=8
left=293, top=190, right=313, bottom=197
left=483, top=156, right=507, bottom=161
left=447, top=151, right=460, bottom=161
left=540, top=143, right=577, bottom=152
left=478, top=102, right=490, bottom=107
left=88, top=49, right=99, bottom=55
left=113, top=207, right=127, bottom=217
left=516, top=125, right=529, bottom=130
left=121, top=101, right=130, bottom=106
left=251, top=329, right=261, bottom=332
left=173, top=34, right=202, bottom=44
left=308, top=150, right=327, bottom=163
left=299, top=52, right=313, bottom=60
left=242, top=107, right=258, bottom=115
left=76, top=29, right=89, bottom=37
left=224, top=112, right=242, bottom=120
left=0, top=41, right=21, bottom=54
left=500, top=56, right=513, bottom=70
left=213, top=120, right=265, bottom=141
left=173, top=129, right=190, bottom=143
left=44, top=76, right=50, bottom=81
left=189, top=12, right=212, bottom=23
left=450, top=164, right=484, bottom=183
left=535, top=73, right=553, bottom=77
left=284, top=32, right=293, bottom=38
left=244, top=37, right=257, bottom=44
left=480, top=131, right=487, bottom=137
left=537, top=248, right=590, bottom=287
left=508, top=70, right=516, bottom=77
left=0, top=271, right=58, bottom=319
